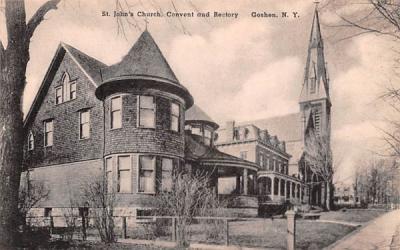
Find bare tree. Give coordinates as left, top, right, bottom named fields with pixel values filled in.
left=18, top=171, right=49, bottom=232
left=81, top=176, right=116, bottom=243
left=154, top=169, right=222, bottom=248
left=305, top=130, right=334, bottom=210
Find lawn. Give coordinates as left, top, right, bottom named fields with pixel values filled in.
left=319, top=208, right=387, bottom=223
left=225, top=219, right=354, bottom=250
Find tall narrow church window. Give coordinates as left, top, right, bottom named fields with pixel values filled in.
left=44, top=120, right=53, bottom=147
left=117, top=156, right=131, bottom=193
left=79, top=110, right=90, bottom=139
left=110, top=96, right=122, bottom=129
left=314, top=109, right=321, bottom=135
left=139, top=96, right=155, bottom=128
left=28, top=132, right=34, bottom=151
left=310, top=78, right=316, bottom=94
left=171, top=102, right=180, bottom=132
left=139, top=156, right=155, bottom=193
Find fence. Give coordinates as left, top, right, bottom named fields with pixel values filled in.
left=25, top=212, right=298, bottom=248
left=26, top=215, right=240, bottom=246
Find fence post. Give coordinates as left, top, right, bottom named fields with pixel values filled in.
left=81, top=215, right=87, bottom=240
left=122, top=216, right=127, bottom=239
left=172, top=217, right=176, bottom=242
left=285, top=210, right=296, bottom=250
left=49, top=216, right=54, bottom=235
left=225, top=219, right=229, bottom=246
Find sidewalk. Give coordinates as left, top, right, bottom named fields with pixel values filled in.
left=326, top=209, right=400, bottom=250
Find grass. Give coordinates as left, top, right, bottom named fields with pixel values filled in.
left=31, top=209, right=388, bottom=249
left=226, top=219, right=354, bottom=250
left=319, top=208, right=387, bottom=223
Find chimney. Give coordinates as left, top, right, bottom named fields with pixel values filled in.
left=225, top=120, right=235, bottom=140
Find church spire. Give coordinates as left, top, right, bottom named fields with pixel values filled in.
left=299, top=6, right=330, bottom=104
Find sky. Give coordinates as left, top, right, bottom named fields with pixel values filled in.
left=1, top=0, right=397, bottom=185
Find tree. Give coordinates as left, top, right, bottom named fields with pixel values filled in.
left=0, top=0, right=61, bottom=247
left=304, top=130, right=334, bottom=210
left=154, top=169, right=222, bottom=248
left=81, top=176, right=116, bottom=243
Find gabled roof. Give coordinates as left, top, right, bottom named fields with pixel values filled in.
left=24, top=43, right=107, bottom=127
left=101, top=30, right=179, bottom=84
left=238, top=113, right=303, bottom=142
left=185, top=104, right=219, bottom=129
left=62, top=43, right=107, bottom=85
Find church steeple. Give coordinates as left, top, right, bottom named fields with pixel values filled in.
left=299, top=5, right=331, bottom=137
left=299, top=6, right=330, bottom=104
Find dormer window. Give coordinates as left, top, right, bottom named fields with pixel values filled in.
left=28, top=132, right=34, bottom=151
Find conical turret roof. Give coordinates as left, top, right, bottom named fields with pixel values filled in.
left=101, top=30, right=179, bottom=84
left=185, top=104, right=219, bottom=129
left=95, top=30, right=193, bottom=108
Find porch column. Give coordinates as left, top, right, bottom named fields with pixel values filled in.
left=243, top=169, right=248, bottom=195
left=289, top=181, right=292, bottom=200
left=271, top=177, right=275, bottom=200
left=295, top=184, right=298, bottom=200
left=278, top=178, right=281, bottom=197
left=253, top=174, right=258, bottom=195
left=236, top=174, right=241, bottom=194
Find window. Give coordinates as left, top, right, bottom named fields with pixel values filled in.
left=204, top=128, right=212, bottom=146
left=44, top=208, right=52, bottom=217
left=70, top=82, right=76, bottom=100
left=28, top=132, right=34, bottom=151
left=139, top=96, right=155, bottom=128
left=106, top=157, right=113, bottom=193
left=171, top=102, right=180, bottom=132
left=139, top=156, right=155, bottom=193
left=240, top=151, right=247, bottom=160
left=259, top=154, right=264, bottom=168
left=117, top=156, right=131, bottom=193
left=110, top=96, right=122, bottom=129
left=310, top=78, right=316, bottom=94
left=44, top=120, right=53, bottom=147
left=55, top=86, right=62, bottom=104
left=56, top=72, right=77, bottom=104
left=161, top=158, right=173, bottom=192
left=79, top=110, right=90, bottom=139
left=192, top=126, right=202, bottom=136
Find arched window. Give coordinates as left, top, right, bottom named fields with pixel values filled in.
left=63, top=72, right=76, bottom=101
left=28, top=132, right=34, bottom=151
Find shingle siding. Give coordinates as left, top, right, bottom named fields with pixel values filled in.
left=104, top=94, right=185, bottom=157
left=23, top=53, right=104, bottom=168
